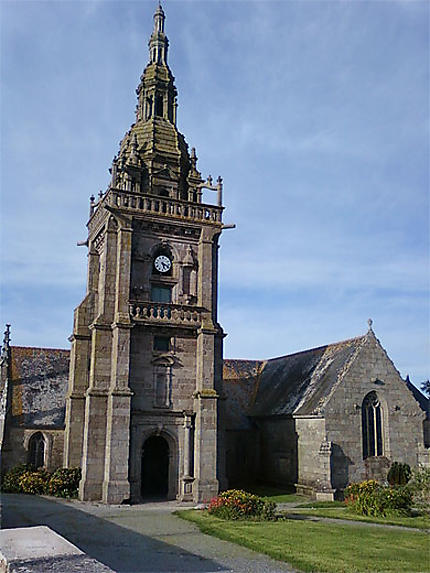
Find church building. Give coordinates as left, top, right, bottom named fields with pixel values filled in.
left=0, top=6, right=428, bottom=504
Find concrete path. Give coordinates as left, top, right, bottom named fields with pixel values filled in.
left=0, top=494, right=297, bottom=573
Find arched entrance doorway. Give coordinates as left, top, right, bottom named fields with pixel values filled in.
left=141, top=435, right=169, bottom=499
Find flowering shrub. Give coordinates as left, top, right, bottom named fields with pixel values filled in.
left=1, top=465, right=81, bottom=498
left=1, top=464, right=32, bottom=493
left=46, top=468, right=81, bottom=498
left=207, top=489, right=276, bottom=520
left=408, top=466, right=430, bottom=514
left=387, top=462, right=411, bottom=486
left=344, top=480, right=412, bottom=517
left=18, top=469, right=51, bottom=495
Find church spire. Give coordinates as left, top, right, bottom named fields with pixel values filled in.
left=135, top=4, right=176, bottom=124
left=149, top=3, right=168, bottom=65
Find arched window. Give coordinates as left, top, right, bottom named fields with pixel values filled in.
left=28, top=432, right=45, bottom=468
left=362, top=392, right=383, bottom=458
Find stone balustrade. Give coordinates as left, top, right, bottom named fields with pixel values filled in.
left=108, top=189, right=223, bottom=224
left=129, top=302, right=202, bottom=327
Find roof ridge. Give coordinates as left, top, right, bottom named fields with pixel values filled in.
left=11, top=345, right=70, bottom=352
left=224, top=358, right=263, bottom=364
left=266, top=335, right=365, bottom=362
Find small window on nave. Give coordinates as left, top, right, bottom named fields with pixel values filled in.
left=28, top=432, right=45, bottom=469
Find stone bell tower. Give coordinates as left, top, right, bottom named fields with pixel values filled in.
left=64, top=4, right=226, bottom=504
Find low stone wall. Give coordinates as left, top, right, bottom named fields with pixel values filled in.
left=0, top=526, right=113, bottom=573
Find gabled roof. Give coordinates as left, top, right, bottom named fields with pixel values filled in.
left=249, top=336, right=366, bottom=417
left=9, top=346, right=69, bottom=428
left=405, top=377, right=429, bottom=416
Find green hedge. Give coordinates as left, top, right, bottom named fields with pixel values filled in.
left=1, top=466, right=81, bottom=498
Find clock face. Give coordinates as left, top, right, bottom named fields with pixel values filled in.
left=154, top=255, right=172, bottom=273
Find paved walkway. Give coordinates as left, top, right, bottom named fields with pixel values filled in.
left=0, top=494, right=297, bottom=573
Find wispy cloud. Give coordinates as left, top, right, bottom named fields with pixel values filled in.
left=1, top=0, right=428, bottom=386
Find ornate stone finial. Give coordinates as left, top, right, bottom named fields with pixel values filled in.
left=3, top=324, right=10, bottom=348
left=154, top=2, right=165, bottom=32
left=190, top=147, right=197, bottom=169
left=1, top=324, right=11, bottom=359
left=149, top=2, right=168, bottom=64
left=131, top=132, right=138, bottom=151
left=110, top=156, right=118, bottom=187
left=89, top=195, right=96, bottom=217
left=128, top=133, right=139, bottom=165
left=217, top=176, right=223, bottom=207
left=207, top=175, right=213, bottom=186
left=367, top=318, right=373, bottom=331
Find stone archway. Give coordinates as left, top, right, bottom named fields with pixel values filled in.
left=141, top=435, right=169, bottom=499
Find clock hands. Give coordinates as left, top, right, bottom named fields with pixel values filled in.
left=154, top=255, right=172, bottom=273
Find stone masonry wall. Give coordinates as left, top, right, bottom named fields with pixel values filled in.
left=4, top=428, right=64, bottom=472
left=225, top=429, right=259, bottom=487
left=325, top=334, right=426, bottom=488
left=257, top=418, right=298, bottom=486
left=129, top=327, right=197, bottom=414
left=295, top=417, right=326, bottom=490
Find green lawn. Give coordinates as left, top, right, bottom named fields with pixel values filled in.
left=296, top=500, right=346, bottom=508
left=176, top=510, right=429, bottom=573
left=239, top=484, right=308, bottom=504
left=285, top=506, right=430, bottom=530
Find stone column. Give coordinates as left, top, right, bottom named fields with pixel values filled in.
left=193, top=327, right=219, bottom=503
left=64, top=244, right=99, bottom=468
left=180, top=412, right=194, bottom=501
left=316, top=440, right=335, bottom=501
left=102, top=221, right=133, bottom=504
left=63, top=335, right=89, bottom=468
left=79, top=325, right=111, bottom=501
left=79, top=218, right=117, bottom=501
left=193, top=386, right=218, bottom=503
left=192, top=225, right=222, bottom=502
left=128, top=425, right=141, bottom=502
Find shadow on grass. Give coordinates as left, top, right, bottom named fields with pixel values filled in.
left=0, top=494, right=224, bottom=572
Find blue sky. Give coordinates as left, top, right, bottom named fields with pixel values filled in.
left=1, top=0, right=428, bottom=387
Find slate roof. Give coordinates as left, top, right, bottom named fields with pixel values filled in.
left=222, top=359, right=262, bottom=429
left=222, top=337, right=367, bottom=420
left=8, top=346, right=69, bottom=428
left=5, top=338, right=427, bottom=431
left=406, top=377, right=429, bottom=416
left=250, top=336, right=366, bottom=417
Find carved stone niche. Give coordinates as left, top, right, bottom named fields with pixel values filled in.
left=180, top=245, right=197, bottom=304
left=151, top=355, right=175, bottom=410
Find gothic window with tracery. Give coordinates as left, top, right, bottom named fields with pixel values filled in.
left=362, top=391, right=383, bottom=458
left=28, top=432, right=45, bottom=469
